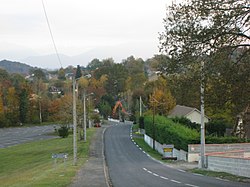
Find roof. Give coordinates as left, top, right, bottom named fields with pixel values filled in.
left=168, top=105, right=198, bottom=117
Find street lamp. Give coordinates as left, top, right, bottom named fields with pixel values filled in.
left=72, top=76, right=81, bottom=166
left=83, top=91, right=94, bottom=142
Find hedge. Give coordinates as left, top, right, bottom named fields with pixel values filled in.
left=144, top=115, right=199, bottom=151
left=144, top=115, right=249, bottom=151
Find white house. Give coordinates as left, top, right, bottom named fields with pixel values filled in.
left=168, top=105, right=209, bottom=124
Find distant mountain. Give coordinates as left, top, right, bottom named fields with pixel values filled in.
left=0, top=59, right=34, bottom=75
left=22, top=42, right=158, bottom=69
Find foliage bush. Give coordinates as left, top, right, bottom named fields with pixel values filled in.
left=144, top=115, right=199, bottom=151
left=206, top=120, right=227, bottom=137
left=206, top=136, right=250, bottom=144
left=57, top=125, right=69, bottom=138
left=171, top=116, right=200, bottom=131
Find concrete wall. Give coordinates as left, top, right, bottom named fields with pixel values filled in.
left=188, top=143, right=250, bottom=162
left=207, top=155, right=250, bottom=178
left=144, top=134, right=187, bottom=161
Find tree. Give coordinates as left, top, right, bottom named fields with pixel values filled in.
left=87, top=58, right=103, bottom=70
left=99, top=101, right=112, bottom=119
left=159, top=0, right=250, bottom=123
left=159, top=0, right=250, bottom=61
left=6, top=87, right=19, bottom=126
left=19, top=87, right=29, bottom=123
left=75, top=65, right=82, bottom=79
left=58, top=68, right=66, bottom=80
left=149, top=88, right=176, bottom=116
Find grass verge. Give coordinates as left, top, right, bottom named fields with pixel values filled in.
left=190, top=168, right=250, bottom=183
left=133, top=137, right=170, bottom=163
left=0, top=128, right=96, bottom=187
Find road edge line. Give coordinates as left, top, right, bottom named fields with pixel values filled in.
left=102, top=126, right=113, bottom=187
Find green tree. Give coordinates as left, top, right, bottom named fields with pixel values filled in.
left=87, top=58, right=103, bottom=70
left=159, top=0, right=250, bottom=61
left=75, top=65, right=82, bottom=79
left=19, top=87, right=29, bottom=123
left=159, top=0, right=250, bottom=123
left=99, top=101, right=112, bottom=119
left=58, top=68, right=66, bottom=80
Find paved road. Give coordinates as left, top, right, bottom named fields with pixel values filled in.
left=104, top=122, right=249, bottom=187
left=0, top=125, right=58, bottom=148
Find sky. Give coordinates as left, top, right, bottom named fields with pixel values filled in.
left=0, top=0, right=172, bottom=69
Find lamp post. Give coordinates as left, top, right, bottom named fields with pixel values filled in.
left=72, top=77, right=77, bottom=165
left=83, top=91, right=94, bottom=142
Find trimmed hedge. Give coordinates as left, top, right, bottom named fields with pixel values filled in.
left=206, top=136, right=249, bottom=144
left=144, top=115, right=199, bottom=151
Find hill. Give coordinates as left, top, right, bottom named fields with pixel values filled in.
left=0, top=59, right=34, bottom=75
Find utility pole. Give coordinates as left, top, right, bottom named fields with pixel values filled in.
left=83, top=90, right=87, bottom=142
left=140, top=96, right=142, bottom=117
left=73, top=77, right=77, bottom=165
left=153, top=99, right=156, bottom=150
left=200, top=61, right=206, bottom=168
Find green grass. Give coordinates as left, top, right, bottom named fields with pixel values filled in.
left=190, top=169, right=250, bottom=183
left=133, top=137, right=170, bottom=162
left=0, top=128, right=96, bottom=187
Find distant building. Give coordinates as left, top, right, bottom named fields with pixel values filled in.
left=48, top=86, right=61, bottom=94
left=168, top=105, right=209, bottom=124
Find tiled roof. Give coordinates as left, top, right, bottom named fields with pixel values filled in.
left=168, top=105, right=197, bottom=117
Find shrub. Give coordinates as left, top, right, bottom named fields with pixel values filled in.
left=58, top=125, right=69, bottom=138
left=144, top=115, right=199, bottom=151
left=205, top=136, right=249, bottom=144
left=171, top=116, right=200, bottom=131
left=206, top=120, right=227, bottom=137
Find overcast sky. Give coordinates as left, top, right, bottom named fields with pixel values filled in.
left=0, top=0, right=172, bottom=68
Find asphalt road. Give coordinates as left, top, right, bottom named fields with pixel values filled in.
left=104, top=122, right=249, bottom=187
left=0, top=125, right=58, bottom=148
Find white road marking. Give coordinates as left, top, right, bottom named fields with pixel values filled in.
left=171, top=179, right=181, bottom=184
left=185, top=184, right=199, bottom=187
left=178, top=169, right=186, bottom=173
left=193, top=173, right=203, bottom=176
left=160, top=176, right=168, bottom=180
left=216, top=177, right=229, bottom=182
left=153, top=173, right=159, bottom=177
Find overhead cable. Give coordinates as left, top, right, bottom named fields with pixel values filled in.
left=41, top=0, right=63, bottom=68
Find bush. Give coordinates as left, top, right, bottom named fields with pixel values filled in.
left=58, top=125, right=69, bottom=138
left=171, top=116, right=200, bottom=131
left=206, top=136, right=250, bottom=144
left=144, top=115, right=199, bottom=151
left=206, top=120, right=227, bottom=137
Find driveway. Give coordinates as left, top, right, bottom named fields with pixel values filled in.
left=0, top=125, right=58, bottom=148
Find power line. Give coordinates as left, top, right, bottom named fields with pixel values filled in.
left=41, top=0, right=62, bottom=68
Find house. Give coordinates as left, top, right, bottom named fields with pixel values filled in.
left=168, top=105, right=209, bottom=124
